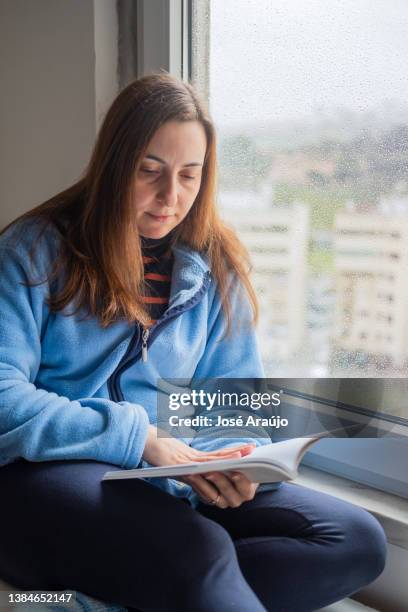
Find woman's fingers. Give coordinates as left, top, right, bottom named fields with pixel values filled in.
left=181, top=445, right=259, bottom=508
left=228, top=471, right=258, bottom=501
left=211, top=443, right=256, bottom=455
left=237, top=445, right=257, bottom=457
left=192, top=451, right=242, bottom=463
left=204, top=472, right=244, bottom=508
left=185, top=475, right=228, bottom=509
left=191, top=443, right=256, bottom=461
left=175, top=445, right=249, bottom=465
left=184, top=471, right=258, bottom=509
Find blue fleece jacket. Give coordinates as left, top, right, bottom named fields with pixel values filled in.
left=0, top=219, right=275, bottom=507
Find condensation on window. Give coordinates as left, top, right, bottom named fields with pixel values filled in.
left=193, top=0, right=408, bottom=419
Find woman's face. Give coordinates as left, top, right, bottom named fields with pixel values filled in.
left=133, top=120, right=207, bottom=239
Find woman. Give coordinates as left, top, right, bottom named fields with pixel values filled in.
left=0, top=74, right=386, bottom=612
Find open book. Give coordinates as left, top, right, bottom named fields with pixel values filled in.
left=102, top=434, right=326, bottom=484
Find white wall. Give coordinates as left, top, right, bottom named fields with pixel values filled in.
left=94, top=0, right=119, bottom=130
left=0, top=0, right=118, bottom=229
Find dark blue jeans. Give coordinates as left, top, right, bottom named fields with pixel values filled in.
left=0, top=459, right=387, bottom=612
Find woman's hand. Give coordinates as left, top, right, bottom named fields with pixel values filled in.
left=142, top=425, right=259, bottom=509
left=183, top=471, right=259, bottom=509
left=142, top=424, right=256, bottom=470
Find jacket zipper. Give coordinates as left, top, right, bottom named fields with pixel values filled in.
left=107, top=271, right=211, bottom=402
left=141, top=327, right=149, bottom=363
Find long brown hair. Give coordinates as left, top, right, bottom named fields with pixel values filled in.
left=3, top=73, right=258, bottom=332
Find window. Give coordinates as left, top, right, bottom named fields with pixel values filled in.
left=191, top=0, right=408, bottom=496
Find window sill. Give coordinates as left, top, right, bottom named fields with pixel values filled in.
left=296, top=466, right=408, bottom=550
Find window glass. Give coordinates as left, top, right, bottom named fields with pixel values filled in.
left=196, top=0, right=408, bottom=423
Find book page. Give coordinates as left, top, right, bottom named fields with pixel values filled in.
left=102, top=436, right=323, bottom=483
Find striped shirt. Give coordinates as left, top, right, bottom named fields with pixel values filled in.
left=141, top=235, right=174, bottom=326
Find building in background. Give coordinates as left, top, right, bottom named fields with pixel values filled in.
left=333, top=205, right=408, bottom=368
left=270, top=151, right=336, bottom=185
left=221, top=199, right=309, bottom=363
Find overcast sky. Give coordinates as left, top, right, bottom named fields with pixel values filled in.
left=209, top=0, right=408, bottom=129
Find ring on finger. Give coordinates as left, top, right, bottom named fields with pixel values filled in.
left=210, top=493, right=221, bottom=506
